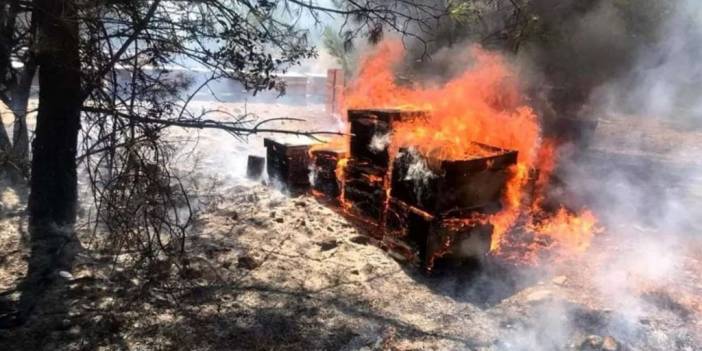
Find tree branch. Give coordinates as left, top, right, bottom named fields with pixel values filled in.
left=80, top=0, right=162, bottom=102
left=81, top=106, right=346, bottom=141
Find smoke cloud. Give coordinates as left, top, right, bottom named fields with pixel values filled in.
left=374, top=1, right=702, bottom=349
left=517, top=1, right=701, bottom=349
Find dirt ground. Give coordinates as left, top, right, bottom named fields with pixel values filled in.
left=0, top=103, right=701, bottom=350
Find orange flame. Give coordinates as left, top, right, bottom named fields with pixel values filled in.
left=336, top=156, right=350, bottom=210
left=332, top=39, right=602, bottom=262
left=490, top=164, right=530, bottom=251
left=346, top=41, right=540, bottom=165
left=528, top=208, right=603, bottom=254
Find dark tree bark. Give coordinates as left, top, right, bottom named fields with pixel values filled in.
left=29, top=0, right=80, bottom=244
left=0, top=119, right=10, bottom=154
left=17, top=0, right=81, bottom=323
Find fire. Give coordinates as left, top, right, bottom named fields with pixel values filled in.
left=532, top=139, right=558, bottom=209
left=324, top=39, right=602, bottom=263
left=309, top=136, right=350, bottom=208
left=528, top=208, right=603, bottom=254
left=346, top=40, right=540, bottom=165
left=490, top=163, right=530, bottom=251
left=336, top=156, right=349, bottom=209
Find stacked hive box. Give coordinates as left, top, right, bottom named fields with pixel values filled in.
left=262, top=109, right=520, bottom=272
left=344, top=109, right=427, bottom=224
left=388, top=144, right=518, bottom=270
left=390, top=144, right=518, bottom=215
left=310, top=147, right=347, bottom=201
left=264, top=138, right=315, bottom=194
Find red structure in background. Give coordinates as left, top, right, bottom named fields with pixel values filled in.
left=326, top=68, right=344, bottom=116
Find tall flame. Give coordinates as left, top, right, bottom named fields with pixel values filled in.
left=337, top=39, right=601, bottom=262
left=346, top=41, right=540, bottom=165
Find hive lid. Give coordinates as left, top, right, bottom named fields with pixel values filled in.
left=264, top=136, right=323, bottom=147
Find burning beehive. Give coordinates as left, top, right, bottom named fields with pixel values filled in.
left=309, top=147, right=347, bottom=201
left=391, top=144, right=518, bottom=215
left=384, top=143, right=517, bottom=269
left=342, top=109, right=427, bottom=223
left=343, top=158, right=388, bottom=222
left=333, top=109, right=517, bottom=270
left=348, top=109, right=427, bottom=167
left=425, top=217, right=494, bottom=270
left=385, top=197, right=496, bottom=270
left=259, top=41, right=604, bottom=270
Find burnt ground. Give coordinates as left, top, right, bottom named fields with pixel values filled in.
left=0, top=179, right=700, bottom=350
left=0, top=106, right=701, bottom=350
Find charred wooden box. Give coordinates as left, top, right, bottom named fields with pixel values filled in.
left=264, top=138, right=315, bottom=192
left=310, top=148, right=347, bottom=200
left=385, top=199, right=492, bottom=271
left=425, top=218, right=493, bottom=271
left=385, top=199, right=433, bottom=258
left=390, top=144, right=518, bottom=216
left=348, top=109, right=427, bottom=167
left=343, top=158, right=388, bottom=222
left=344, top=109, right=426, bottom=221
left=246, top=155, right=265, bottom=180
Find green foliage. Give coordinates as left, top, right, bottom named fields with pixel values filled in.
left=448, top=0, right=482, bottom=25
left=321, top=26, right=356, bottom=77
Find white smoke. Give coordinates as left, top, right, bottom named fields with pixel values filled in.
left=369, top=132, right=391, bottom=153
left=543, top=1, right=702, bottom=349
left=402, top=148, right=435, bottom=183
left=591, top=0, right=702, bottom=122
left=399, top=148, right=436, bottom=202
left=445, top=2, right=702, bottom=350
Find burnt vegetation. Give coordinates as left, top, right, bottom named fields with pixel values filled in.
left=0, top=0, right=449, bottom=336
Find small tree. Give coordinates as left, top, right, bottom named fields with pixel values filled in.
left=0, top=0, right=448, bottom=326
left=322, top=26, right=357, bottom=77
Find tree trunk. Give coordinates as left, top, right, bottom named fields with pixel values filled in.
left=10, top=95, right=30, bottom=163
left=10, top=64, right=35, bottom=168
left=17, top=0, right=81, bottom=323
left=10, top=9, right=38, bottom=168
left=0, top=120, right=10, bottom=154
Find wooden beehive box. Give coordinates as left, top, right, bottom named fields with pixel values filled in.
left=348, top=109, right=427, bottom=168
left=310, top=148, right=347, bottom=200
left=424, top=218, right=493, bottom=272
left=390, top=144, right=518, bottom=216
left=385, top=199, right=493, bottom=271
left=343, top=158, right=388, bottom=222
left=264, top=138, right=315, bottom=192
